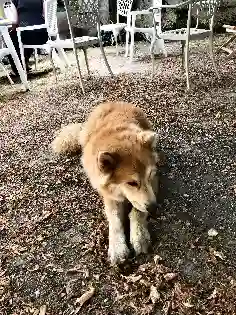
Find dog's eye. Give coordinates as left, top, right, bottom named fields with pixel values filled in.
left=127, top=181, right=139, bottom=187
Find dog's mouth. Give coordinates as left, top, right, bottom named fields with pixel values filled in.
left=123, top=199, right=147, bottom=213
left=128, top=199, right=159, bottom=216
left=129, top=201, right=149, bottom=213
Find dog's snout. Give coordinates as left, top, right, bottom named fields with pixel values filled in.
left=146, top=201, right=158, bottom=214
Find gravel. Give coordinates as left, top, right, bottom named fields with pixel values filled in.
left=0, top=37, right=236, bottom=314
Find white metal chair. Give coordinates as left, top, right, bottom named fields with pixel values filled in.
left=150, top=0, right=220, bottom=89
left=16, top=0, right=69, bottom=76
left=1, top=1, right=14, bottom=83
left=217, top=25, right=236, bottom=59
left=125, top=0, right=166, bottom=61
left=2, top=0, right=39, bottom=70
left=100, top=0, right=134, bottom=55
left=49, top=0, right=113, bottom=94
left=0, top=24, right=29, bottom=89
left=0, top=32, right=14, bottom=84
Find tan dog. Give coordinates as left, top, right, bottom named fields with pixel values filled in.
left=52, top=102, right=162, bottom=264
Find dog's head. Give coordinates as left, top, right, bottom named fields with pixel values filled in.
left=98, top=130, right=159, bottom=213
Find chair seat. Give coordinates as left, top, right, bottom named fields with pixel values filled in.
left=125, top=26, right=153, bottom=34
left=17, top=24, right=47, bottom=32
left=226, top=29, right=236, bottom=34
left=49, top=36, right=99, bottom=49
left=159, top=28, right=211, bottom=41
left=23, top=43, right=49, bottom=49
left=101, top=23, right=126, bottom=32
left=223, top=25, right=236, bottom=34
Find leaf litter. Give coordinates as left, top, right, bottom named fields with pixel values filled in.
left=0, top=37, right=236, bottom=314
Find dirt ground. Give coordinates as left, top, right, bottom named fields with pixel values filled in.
left=0, top=36, right=236, bottom=315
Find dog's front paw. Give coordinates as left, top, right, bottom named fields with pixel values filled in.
left=108, top=239, right=129, bottom=265
left=130, top=226, right=151, bottom=256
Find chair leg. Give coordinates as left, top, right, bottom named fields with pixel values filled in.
left=0, top=62, right=14, bottom=85
left=160, top=39, right=167, bottom=57
left=2, top=26, right=28, bottom=89
left=73, top=46, right=85, bottom=94
left=51, top=48, right=66, bottom=72
left=185, top=40, right=190, bottom=90
left=83, top=48, right=90, bottom=76
left=17, top=30, right=27, bottom=74
left=112, top=30, right=119, bottom=56
left=99, top=40, right=113, bottom=76
left=130, top=31, right=135, bottom=61
left=49, top=48, right=57, bottom=83
left=150, top=37, right=156, bottom=78
left=217, top=34, right=236, bottom=53
left=125, top=30, right=130, bottom=57
left=225, top=49, right=236, bottom=59
left=11, top=51, right=29, bottom=89
left=57, top=47, right=70, bottom=67
left=181, top=41, right=185, bottom=70
left=209, top=34, right=219, bottom=78
left=34, top=49, right=38, bottom=71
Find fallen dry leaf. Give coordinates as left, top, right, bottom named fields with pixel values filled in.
left=164, top=273, right=178, bottom=281
left=209, top=247, right=226, bottom=262
left=124, top=274, right=142, bottom=283
left=74, top=287, right=95, bottom=312
left=140, top=279, right=151, bottom=287
left=207, top=288, right=218, bottom=300
left=39, top=305, right=46, bottom=315
left=154, top=255, right=163, bottom=264
left=230, top=278, right=236, bottom=288
left=231, top=185, right=236, bottom=194
left=208, top=228, right=218, bottom=237
left=149, top=285, right=160, bottom=304
left=33, top=309, right=39, bottom=315
left=183, top=301, right=194, bottom=308
left=163, top=300, right=171, bottom=315
left=213, top=250, right=225, bottom=260
left=129, top=301, right=139, bottom=311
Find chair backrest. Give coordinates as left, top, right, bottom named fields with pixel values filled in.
left=0, top=25, right=13, bottom=55
left=44, top=0, right=58, bottom=38
left=0, top=3, right=5, bottom=18
left=3, top=1, right=17, bottom=23
left=194, top=0, right=219, bottom=16
left=187, top=0, right=221, bottom=30
left=68, top=0, right=100, bottom=33
left=193, top=0, right=220, bottom=29
left=152, top=0, right=162, bottom=32
left=0, top=2, right=9, bottom=50
left=117, top=0, right=133, bottom=21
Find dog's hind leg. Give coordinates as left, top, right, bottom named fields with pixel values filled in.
left=51, top=123, right=83, bottom=154
left=129, top=208, right=151, bottom=256
left=104, top=198, right=130, bottom=265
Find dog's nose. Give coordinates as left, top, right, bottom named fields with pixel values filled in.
left=147, top=201, right=158, bottom=214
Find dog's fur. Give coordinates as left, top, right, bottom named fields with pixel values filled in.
left=52, top=102, right=161, bottom=264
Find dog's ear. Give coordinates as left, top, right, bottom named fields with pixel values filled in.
left=98, top=152, right=119, bottom=174
left=138, top=131, right=158, bottom=149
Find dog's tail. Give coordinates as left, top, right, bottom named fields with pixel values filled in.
left=52, top=123, right=82, bottom=154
